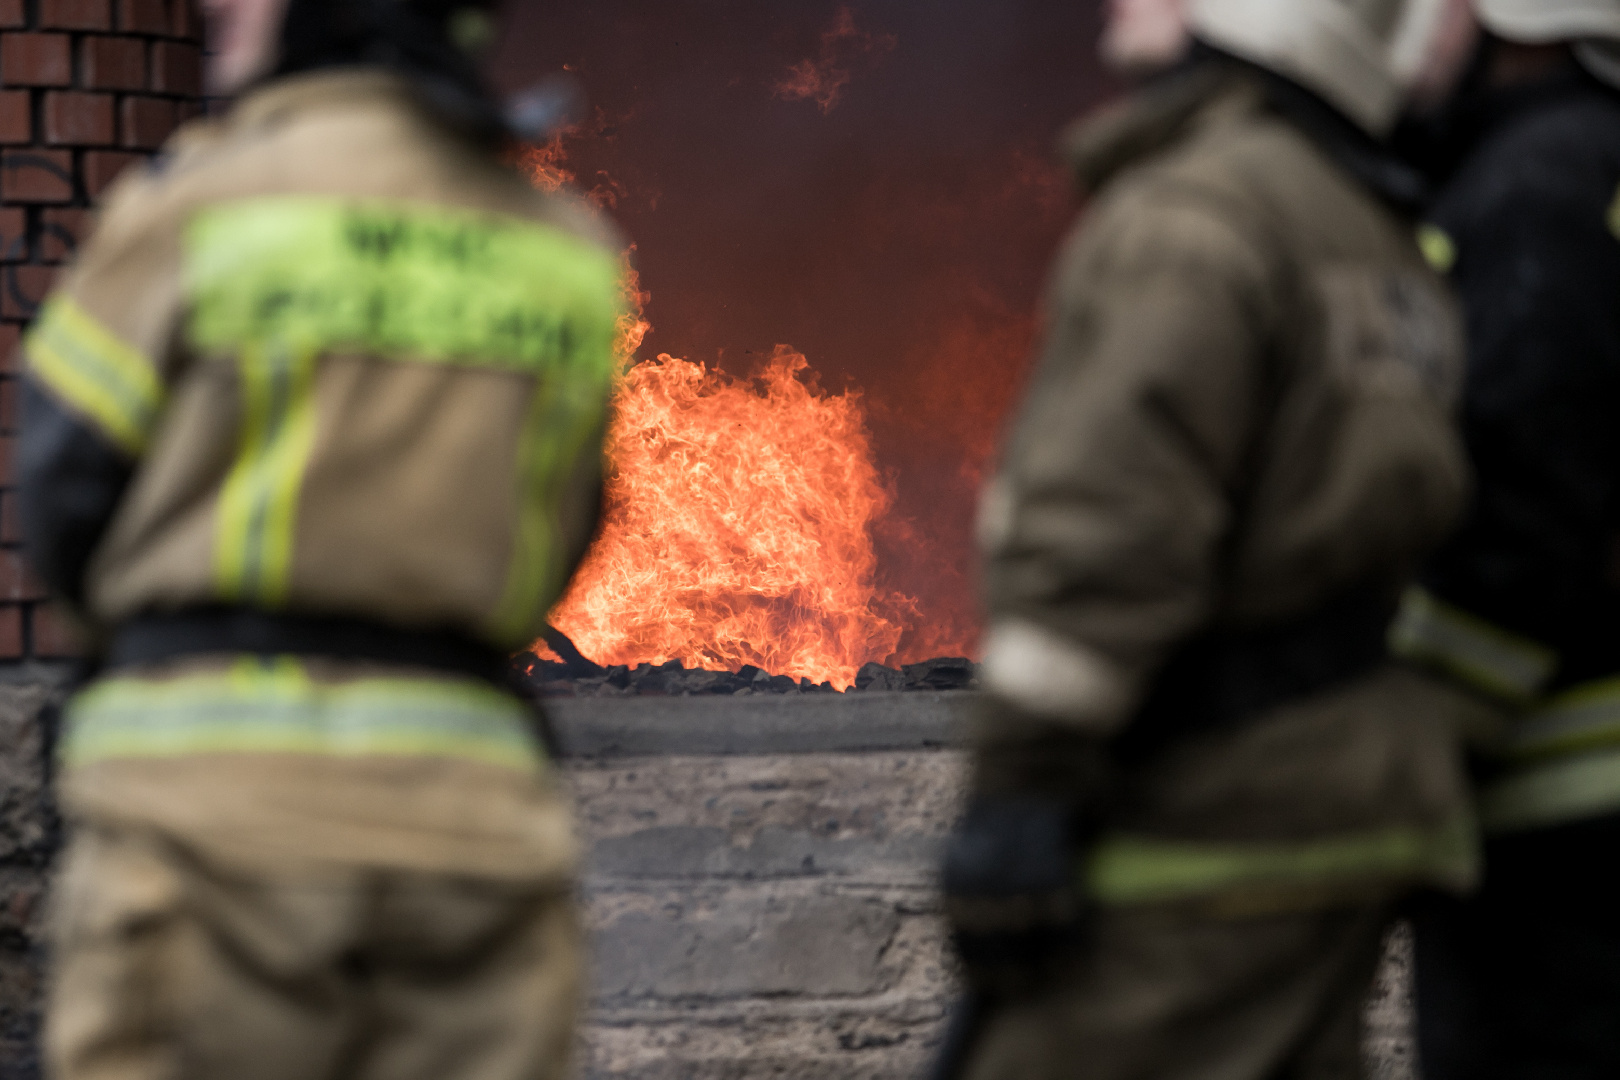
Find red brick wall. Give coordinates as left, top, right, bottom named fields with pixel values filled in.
left=0, top=0, right=203, bottom=662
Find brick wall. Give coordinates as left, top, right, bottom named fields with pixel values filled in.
left=0, top=6, right=203, bottom=1073
left=0, top=0, right=203, bottom=664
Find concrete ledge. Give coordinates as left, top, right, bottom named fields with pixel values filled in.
left=550, top=691, right=974, bottom=758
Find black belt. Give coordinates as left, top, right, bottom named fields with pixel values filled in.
left=1113, top=585, right=1398, bottom=765
left=108, top=608, right=513, bottom=688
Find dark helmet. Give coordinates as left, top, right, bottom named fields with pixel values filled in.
left=274, top=0, right=508, bottom=148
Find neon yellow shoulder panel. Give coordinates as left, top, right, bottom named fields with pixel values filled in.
left=184, top=196, right=625, bottom=378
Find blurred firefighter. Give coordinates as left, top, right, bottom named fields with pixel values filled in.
left=1388, top=1, right=1620, bottom=1075
left=935, top=0, right=1498, bottom=1077
left=18, top=0, right=625, bottom=1077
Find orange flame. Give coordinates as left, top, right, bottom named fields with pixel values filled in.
left=524, top=138, right=920, bottom=688
left=547, top=348, right=915, bottom=689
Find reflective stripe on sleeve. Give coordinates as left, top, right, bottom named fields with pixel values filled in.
left=25, top=295, right=164, bottom=456
left=1085, top=814, right=1479, bottom=907
left=1387, top=586, right=1557, bottom=704
left=62, top=657, right=542, bottom=772
left=979, top=618, right=1138, bottom=732
left=1504, top=676, right=1620, bottom=762
left=1480, top=748, right=1620, bottom=835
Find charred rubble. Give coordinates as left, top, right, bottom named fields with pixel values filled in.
left=514, top=653, right=980, bottom=697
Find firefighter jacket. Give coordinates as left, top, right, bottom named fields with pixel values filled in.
left=977, top=62, right=1497, bottom=913
left=17, top=69, right=625, bottom=881
left=1391, top=67, right=1620, bottom=835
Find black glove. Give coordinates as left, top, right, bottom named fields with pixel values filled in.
left=942, top=703, right=1112, bottom=999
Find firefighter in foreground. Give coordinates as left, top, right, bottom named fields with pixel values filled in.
left=938, top=0, right=1496, bottom=1076
left=19, top=0, right=624, bottom=1077
left=1390, top=1, right=1620, bottom=1074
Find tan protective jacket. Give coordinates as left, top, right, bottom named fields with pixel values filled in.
left=29, top=69, right=623, bottom=651
left=24, top=70, right=625, bottom=883
left=979, top=66, right=1497, bottom=910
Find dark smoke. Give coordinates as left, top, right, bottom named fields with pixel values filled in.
left=491, top=0, right=1117, bottom=662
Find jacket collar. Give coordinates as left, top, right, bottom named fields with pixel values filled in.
left=227, top=68, right=415, bottom=133
left=1062, top=56, right=1428, bottom=214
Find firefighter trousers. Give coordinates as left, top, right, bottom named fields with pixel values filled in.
left=45, top=820, right=583, bottom=1080
left=962, top=901, right=1393, bottom=1080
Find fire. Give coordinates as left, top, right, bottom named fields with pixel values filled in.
left=546, top=347, right=915, bottom=689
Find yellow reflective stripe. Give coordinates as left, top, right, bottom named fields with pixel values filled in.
left=485, top=376, right=608, bottom=643
left=1480, top=748, right=1620, bottom=834
left=184, top=196, right=625, bottom=382
left=25, top=296, right=164, bottom=455
left=1085, top=815, right=1479, bottom=907
left=62, top=656, right=540, bottom=771
left=1505, top=676, right=1620, bottom=762
left=214, top=340, right=320, bottom=605
left=1417, top=223, right=1456, bottom=274
left=1387, top=586, right=1556, bottom=703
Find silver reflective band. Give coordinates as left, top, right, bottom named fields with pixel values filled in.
left=1506, top=676, right=1620, bottom=761
left=1480, top=747, right=1620, bottom=834
left=980, top=619, right=1137, bottom=732
left=1387, top=587, right=1557, bottom=703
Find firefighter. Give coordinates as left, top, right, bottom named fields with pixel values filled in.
left=937, top=1, right=1498, bottom=1077
left=1389, top=1, right=1620, bottom=1075
left=19, top=1, right=624, bottom=1077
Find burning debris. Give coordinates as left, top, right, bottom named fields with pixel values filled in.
left=517, top=652, right=979, bottom=698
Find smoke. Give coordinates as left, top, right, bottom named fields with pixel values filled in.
left=492, top=0, right=1116, bottom=661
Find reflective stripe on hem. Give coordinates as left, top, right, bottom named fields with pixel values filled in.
left=1480, top=748, right=1620, bottom=834
left=1387, top=586, right=1556, bottom=704
left=25, top=296, right=164, bottom=456
left=63, top=657, right=541, bottom=772
left=1085, top=814, right=1479, bottom=907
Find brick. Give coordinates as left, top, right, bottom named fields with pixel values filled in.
left=0, top=0, right=22, bottom=29
left=80, top=35, right=146, bottom=91
left=0, top=323, right=19, bottom=373
left=1, top=264, right=55, bottom=320
left=30, top=604, right=82, bottom=658
left=0, top=604, right=21, bottom=658
left=0, top=207, right=24, bottom=262
left=0, top=549, right=46, bottom=601
left=0, top=376, right=14, bottom=432
left=0, top=149, right=74, bottom=203
left=0, top=89, right=28, bottom=144
left=120, top=94, right=174, bottom=149
left=40, top=207, right=87, bottom=262
left=1, top=34, right=74, bottom=88
left=149, top=40, right=200, bottom=95
left=45, top=90, right=115, bottom=145
left=172, top=0, right=199, bottom=41
left=176, top=98, right=203, bottom=124
left=119, top=0, right=168, bottom=35
left=84, top=149, right=143, bottom=196
left=40, top=0, right=112, bottom=31
left=0, top=492, right=20, bottom=545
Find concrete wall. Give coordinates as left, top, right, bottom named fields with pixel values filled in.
left=556, top=693, right=968, bottom=1080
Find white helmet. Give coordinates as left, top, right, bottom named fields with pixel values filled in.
left=1475, top=0, right=1620, bottom=90
left=1188, top=0, right=1450, bottom=135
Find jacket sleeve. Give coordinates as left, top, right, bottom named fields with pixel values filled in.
left=16, top=162, right=184, bottom=618
left=979, top=186, right=1280, bottom=734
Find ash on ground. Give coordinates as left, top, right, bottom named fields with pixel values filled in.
left=514, top=655, right=980, bottom=698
